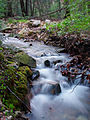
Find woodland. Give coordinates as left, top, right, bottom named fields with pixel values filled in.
left=0, top=0, right=90, bottom=120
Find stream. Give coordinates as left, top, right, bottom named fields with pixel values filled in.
left=2, top=35, right=90, bottom=120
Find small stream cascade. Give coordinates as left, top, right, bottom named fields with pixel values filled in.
left=2, top=35, right=90, bottom=120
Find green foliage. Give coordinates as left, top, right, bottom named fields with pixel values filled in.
left=0, top=20, right=3, bottom=30
left=46, top=13, right=90, bottom=35
left=0, top=0, right=7, bottom=18
left=7, top=18, right=28, bottom=24
left=0, top=40, right=2, bottom=46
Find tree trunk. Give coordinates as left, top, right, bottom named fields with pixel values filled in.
left=64, top=0, right=70, bottom=19
left=30, top=0, right=35, bottom=16
left=26, top=0, right=29, bottom=16
left=36, top=0, right=42, bottom=16
left=7, top=0, right=13, bottom=17
left=58, top=0, right=61, bottom=9
left=20, top=0, right=26, bottom=17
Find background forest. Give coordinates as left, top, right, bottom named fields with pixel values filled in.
left=0, top=0, right=89, bottom=34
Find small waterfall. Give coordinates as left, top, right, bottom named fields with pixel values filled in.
left=2, top=35, right=90, bottom=120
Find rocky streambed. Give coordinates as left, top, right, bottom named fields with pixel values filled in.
left=0, top=34, right=90, bottom=120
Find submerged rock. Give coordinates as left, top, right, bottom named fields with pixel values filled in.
left=32, top=70, right=40, bottom=80
left=44, top=60, right=50, bottom=67
left=15, top=52, right=36, bottom=68
left=49, top=83, right=61, bottom=95
left=53, top=60, right=62, bottom=65
left=41, top=82, right=61, bottom=95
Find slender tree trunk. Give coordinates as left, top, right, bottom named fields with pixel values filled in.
left=7, top=0, right=13, bottom=17
left=30, top=0, right=35, bottom=16
left=20, top=0, right=26, bottom=17
left=58, top=0, right=61, bottom=9
left=36, top=0, right=42, bottom=16
left=64, top=0, right=70, bottom=19
left=26, top=0, right=29, bottom=16
left=30, top=0, right=33, bottom=16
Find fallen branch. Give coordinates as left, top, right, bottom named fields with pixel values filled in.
left=70, top=81, right=80, bottom=93
left=7, top=86, right=31, bottom=113
left=28, top=7, right=66, bottom=19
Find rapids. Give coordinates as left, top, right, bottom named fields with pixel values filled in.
left=2, top=36, right=90, bottom=120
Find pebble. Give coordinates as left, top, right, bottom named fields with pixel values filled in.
left=7, top=115, right=13, bottom=120
left=15, top=111, right=22, bottom=116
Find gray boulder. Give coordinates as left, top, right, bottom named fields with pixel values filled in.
left=32, top=20, right=41, bottom=27
left=15, top=52, right=36, bottom=68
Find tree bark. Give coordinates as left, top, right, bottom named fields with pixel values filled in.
left=26, top=0, right=29, bottom=16
left=30, top=0, right=35, bottom=16
left=36, top=0, right=42, bottom=16
left=20, top=0, right=26, bottom=17
left=64, top=0, right=70, bottom=19
left=7, top=0, right=13, bottom=17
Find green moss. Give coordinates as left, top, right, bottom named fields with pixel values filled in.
left=0, top=40, right=2, bottom=46
left=0, top=52, right=4, bottom=62
left=18, top=66, right=33, bottom=77
left=15, top=52, right=36, bottom=68
left=7, top=61, right=15, bottom=64
left=0, top=47, right=3, bottom=50
left=2, top=66, right=29, bottom=110
left=0, top=49, right=33, bottom=111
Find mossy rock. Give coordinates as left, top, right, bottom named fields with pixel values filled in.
left=18, top=66, right=33, bottom=77
left=3, top=66, right=29, bottom=110
left=15, top=52, right=36, bottom=68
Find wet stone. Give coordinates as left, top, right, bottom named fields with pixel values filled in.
left=29, top=43, right=32, bottom=46
left=53, top=60, right=62, bottom=65
left=32, top=70, right=40, bottom=80
left=47, top=83, right=61, bottom=95
left=44, top=60, right=50, bottom=67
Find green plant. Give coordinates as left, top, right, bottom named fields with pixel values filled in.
left=9, top=104, right=14, bottom=112
left=0, top=0, right=7, bottom=18
left=46, top=13, right=90, bottom=35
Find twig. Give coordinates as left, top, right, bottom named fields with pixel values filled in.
left=70, top=81, right=80, bottom=93
left=7, top=86, right=31, bottom=113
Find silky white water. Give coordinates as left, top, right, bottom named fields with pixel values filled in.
left=3, top=36, right=90, bottom=120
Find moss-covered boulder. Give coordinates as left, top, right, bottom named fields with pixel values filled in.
left=2, top=65, right=32, bottom=110
left=0, top=47, right=33, bottom=111
left=15, top=52, right=36, bottom=68
left=18, top=66, right=33, bottom=77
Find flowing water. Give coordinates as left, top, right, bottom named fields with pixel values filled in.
left=2, top=35, right=90, bottom=120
